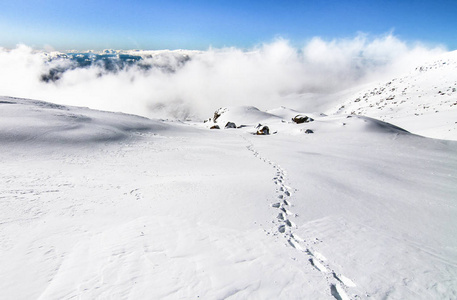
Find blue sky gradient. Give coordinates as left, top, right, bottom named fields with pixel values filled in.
left=1, top=0, right=456, bottom=50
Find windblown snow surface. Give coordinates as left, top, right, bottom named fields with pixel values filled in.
left=1, top=51, right=457, bottom=300
left=329, top=50, right=457, bottom=141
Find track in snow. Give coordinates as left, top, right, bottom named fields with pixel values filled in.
left=244, top=136, right=359, bottom=300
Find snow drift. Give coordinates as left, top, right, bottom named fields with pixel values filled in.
left=0, top=97, right=168, bottom=144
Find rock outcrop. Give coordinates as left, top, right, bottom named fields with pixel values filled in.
left=225, top=122, right=236, bottom=129
left=292, top=115, right=314, bottom=124
left=256, top=125, right=270, bottom=135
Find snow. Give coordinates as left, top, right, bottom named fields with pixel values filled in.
left=211, top=106, right=282, bottom=126
left=0, top=98, right=170, bottom=145
left=1, top=94, right=456, bottom=299
left=328, top=50, right=457, bottom=140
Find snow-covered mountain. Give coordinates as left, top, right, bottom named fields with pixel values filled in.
left=39, top=49, right=197, bottom=83
left=1, top=96, right=456, bottom=299
left=328, top=50, right=457, bottom=140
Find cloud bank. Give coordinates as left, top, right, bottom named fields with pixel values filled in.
left=0, top=34, right=446, bottom=119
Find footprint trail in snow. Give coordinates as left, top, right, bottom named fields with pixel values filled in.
left=245, top=137, right=360, bottom=300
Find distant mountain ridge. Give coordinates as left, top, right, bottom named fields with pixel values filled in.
left=40, top=50, right=199, bottom=83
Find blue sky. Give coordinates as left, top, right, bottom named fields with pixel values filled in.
left=0, top=0, right=456, bottom=50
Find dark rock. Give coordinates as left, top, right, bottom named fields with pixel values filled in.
left=213, top=107, right=227, bottom=123
left=214, top=111, right=221, bottom=123
left=304, top=129, right=314, bottom=134
left=210, top=125, right=220, bottom=129
left=256, top=125, right=270, bottom=135
left=292, top=115, right=314, bottom=124
left=225, top=122, right=236, bottom=129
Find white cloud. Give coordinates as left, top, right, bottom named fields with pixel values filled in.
left=0, top=34, right=446, bottom=119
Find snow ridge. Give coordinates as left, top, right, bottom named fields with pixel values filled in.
left=331, top=50, right=457, bottom=140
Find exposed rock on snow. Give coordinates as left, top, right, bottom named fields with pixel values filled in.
left=205, top=104, right=411, bottom=138
left=292, top=115, right=314, bottom=124
left=213, top=107, right=227, bottom=123
left=224, top=122, right=236, bottom=129
left=256, top=125, right=270, bottom=135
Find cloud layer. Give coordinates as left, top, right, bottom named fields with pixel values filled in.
left=0, top=34, right=446, bottom=119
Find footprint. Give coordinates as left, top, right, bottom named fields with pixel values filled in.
left=280, top=207, right=293, bottom=215
left=278, top=194, right=284, bottom=199
left=277, top=212, right=285, bottom=220
left=309, top=258, right=328, bottom=273
left=284, top=219, right=296, bottom=228
left=313, top=251, right=327, bottom=262
left=278, top=225, right=286, bottom=233
left=283, top=199, right=291, bottom=206
left=288, top=239, right=304, bottom=251
left=272, top=203, right=281, bottom=208
left=291, top=233, right=304, bottom=242
left=330, top=283, right=350, bottom=300
left=333, top=273, right=356, bottom=287
left=284, top=190, right=291, bottom=197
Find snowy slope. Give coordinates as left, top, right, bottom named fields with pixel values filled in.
left=1, top=97, right=456, bottom=299
left=329, top=50, right=457, bottom=140
left=0, top=97, right=169, bottom=144
left=210, top=106, right=282, bottom=127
